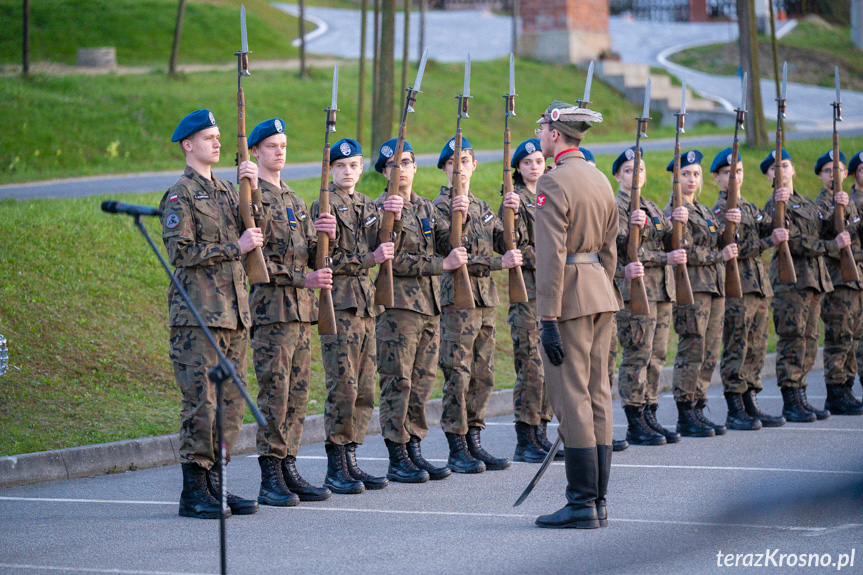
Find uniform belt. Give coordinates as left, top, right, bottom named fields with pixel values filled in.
left=566, top=252, right=600, bottom=264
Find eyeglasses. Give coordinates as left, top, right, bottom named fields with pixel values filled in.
left=386, top=159, right=415, bottom=169
left=534, top=127, right=546, bottom=137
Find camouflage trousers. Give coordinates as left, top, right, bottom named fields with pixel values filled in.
left=510, top=300, right=553, bottom=426
left=377, top=309, right=440, bottom=443
left=252, top=321, right=311, bottom=459
left=608, top=327, right=617, bottom=390
left=672, top=292, right=724, bottom=402
left=321, top=311, right=376, bottom=445
left=169, top=325, right=248, bottom=469
left=773, top=288, right=821, bottom=389
left=821, top=286, right=863, bottom=386
left=617, top=300, right=672, bottom=407
left=720, top=294, right=770, bottom=394
left=439, top=305, right=496, bottom=435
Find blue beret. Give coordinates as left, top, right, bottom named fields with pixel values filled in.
left=759, top=148, right=792, bottom=174
left=850, top=151, right=863, bottom=174
left=171, top=109, right=218, bottom=143
left=666, top=149, right=704, bottom=172
left=438, top=136, right=472, bottom=169
left=612, top=146, right=643, bottom=175
left=579, top=147, right=595, bottom=164
left=511, top=138, right=542, bottom=168
left=248, top=118, right=286, bottom=149
left=709, top=147, right=744, bottom=173
left=375, top=138, right=414, bottom=173
left=814, top=150, right=846, bottom=175
left=330, top=138, right=363, bottom=162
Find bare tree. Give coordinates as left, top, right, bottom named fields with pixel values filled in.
left=512, top=0, right=519, bottom=55
left=299, top=0, right=308, bottom=78
left=738, top=0, right=767, bottom=147
left=401, top=0, right=411, bottom=94
left=419, top=0, right=427, bottom=57
left=358, top=0, right=369, bottom=145
left=22, top=0, right=30, bottom=77
left=372, top=0, right=381, bottom=141
left=372, top=0, right=396, bottom=151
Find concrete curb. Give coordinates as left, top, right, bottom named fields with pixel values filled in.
left=0, top=349, right=820, bottom=489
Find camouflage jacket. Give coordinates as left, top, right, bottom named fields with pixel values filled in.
left=159, top=167, right=251, bottom=330
left=664, top=198, right=725, bottom=296
left=764, top=189, right=836, bottom=294
left=432, top=186, right=507, bottom=308
left=850, top=184, right=863, bottom=213
left=814, top=187, right=863, bottom=290
left=712, top=190, right=775, bottom=298
left=497, top=183, right=536, bottom=300
left=616, top=188, right=675, bottom=303
left=374, top=190, right=448, bottom=316
left=310, top=183, right=384, bottom=318
left=249, top=179, right=319, bottom=326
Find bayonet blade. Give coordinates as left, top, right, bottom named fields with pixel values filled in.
left=240, top=5, right=249, bottom=54
left=680, top=75, right=686, bottom=115
left=781, top=61, right=787, bottom=101
left=582, top=60, right=594, bottom=106
left=463, top=54, right=471, bottom=98
left=741, top=72, right=748, bottom=111
left=835, top=66, right=841, bottom=104
left=642, top=78, right=651, bottom=118
left=514, top=434, right=562, bottom=507
left=331, top=65, right=339, bottom=110
left=413, top=48, right=429, bottom=92
left=509, top=53, right=515, bottom=96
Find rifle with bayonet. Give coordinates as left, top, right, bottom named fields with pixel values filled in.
left=450, top=55, right=476, bottom=310
left=501, top=53, right=528, bottom=305
left=626, top=75, right=651, bottom=315
left=723, top=73, right=747, bottom=299
left=235, top=5, right=269, bottom=285
left=773, top=62, right=797, bottom=285
left=374, top=49, right=429, bottom=306
left=315, top=66, right=339, bottom=336
left=671, top=77, right=694, bottom=306
left=832, top=67, right=859, bottom=283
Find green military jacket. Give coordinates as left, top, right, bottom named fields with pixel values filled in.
left=765, top=189, right=836, bottom=294
left=497, top=183, right=537, bottom=300
left=249, top=179, right=318, bottom=325
left=432, top=186, right=507, bottom=308
left=160, top=166, right=250, bottom=330
left=713, top=190, right=775, bottom=298
left=616, top=188, right=675, bottom=303
left=664, top=198, right=725, bottom=296
left=814, top=187, right=863, bottom=290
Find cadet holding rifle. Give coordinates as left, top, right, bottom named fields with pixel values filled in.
left=849, top=150, right=863, bottom=402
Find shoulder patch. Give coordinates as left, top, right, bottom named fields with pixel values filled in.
left=536, top=194, right=546, bottom=208
left=168, top=194, right=179, bottom=202
left=166, top=213, right=180, bottom=229
left=756, top=213, right=764, bottom=222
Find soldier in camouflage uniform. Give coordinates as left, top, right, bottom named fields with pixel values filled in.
left=845, top=150, right=863, bottom=405
left=812, top=150, right=863, bottom=415
left=160, top=109, right=261, bottom=519
left=432, top=136, right=523, bottom=473
left=309, top=138, right=403, bottom=493
left=373, top=138, right=468, bottom=483
left=663, top=150, right=739, bottom=438
left=710, top=148, right=789, bottom=430
left=613, top=147, right=689, bottom=445
left=246, top=119, right=334, bottom=506
left=762, top=148, right=850, bottom=422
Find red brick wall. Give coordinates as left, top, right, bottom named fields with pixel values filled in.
left=522, top=0, right=608, bottom=34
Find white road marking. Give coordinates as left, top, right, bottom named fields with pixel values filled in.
left=0, top=564, right=212, bottom=575
left=0, top=496, right=174, bottom=506
left=612, top=464, right=863, bottom=475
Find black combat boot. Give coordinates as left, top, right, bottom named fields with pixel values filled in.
left=694, top=398, right=727, bottom=435
left=676, top=400, right=715, bottom=437
left=798, top=387, right=830, bottom=420
left=345, top=443, right=388, bottom=490
left=612, top=439, right=629, bottom=452
left=536, top=420, right=565, bottom=461
left=179, top=463, right=225, bottom=519
left=257, top=456, right=300, bottom=507
left=724, top=393, right=762, bottom=431
left=206, top=466, right=259, bottom=515
left=825, top=385, right=863, bottom=415
left=323, top=442, right=364, bottom=495
left=844, top=377, right=863, bottom=408
left=445, top=432, right=485, bottom=474
left=513, top=422, right=548, bottom=463
left=385, top=439, right=429, bottom=483
left=741, top=389, right=786, bottom=427
left=466, top=427, right=512, bottom=470
left=595, top=444, right=611, bottom=528
left=535, top=447, right=600, bottom=529
left=643, top=403, right=682, bottom=443
left=406, top=436, right=451, bottom=480
left=623, top=405, right=666, bottom=446
left=282, top=455, right=332, bottom=501
left=780, top=386, right=816, bottom=423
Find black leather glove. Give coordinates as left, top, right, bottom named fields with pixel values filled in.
left=540, top=319, right=565, bottom=366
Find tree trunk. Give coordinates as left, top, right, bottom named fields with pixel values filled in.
left=766, top=0, right=780, bottom=100
left=737, top=0, right=767, bottom=147
left=372, top=0, right=396, bottom=152
left=372, top=0, right=381, bottom=144
left=358, top=0, right=369, bottom=146
left=299, top=0, right=307, bottom=78
left=402, top=0, right=412, bottom=94
left=169, top=0, right=187, bottom=77
left=511, top=0, right=519, bottom=55
left=22, top=0, right=30, bottom=77
left=419, top=0, right=427, bottom=57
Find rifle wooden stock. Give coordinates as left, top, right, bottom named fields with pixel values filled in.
left=501, top=106, right=528, bottom=304
left=833, top=112, right=859, bottom=283
left=627, top=139, right=650, bottom=315
left=315, top=110, right=337, bottom=336
left=723, top=113, right=744, bottom=299
left=671, top=118, right=694, bottom=306
left=773, top=103, right=797, bottom=285
left=450, top=128, right=475, bottom=310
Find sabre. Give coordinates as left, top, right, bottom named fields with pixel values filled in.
left=514, top=434, right=562, bottom=507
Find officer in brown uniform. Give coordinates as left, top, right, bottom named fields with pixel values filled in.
left=812, top=150, right=863, bottom=415
left=848, top=150, right=863, bottom=404
left=432, top=136, right=522, bottom=473
left=309, top=138, right=403, bottom=493
left=246, top=118, right=334, bottom=506
left=533, top=101, right=619, bottom=529
left=373, top=138, right=468, bottom=482
left=160, top=109, right=262, bottom=519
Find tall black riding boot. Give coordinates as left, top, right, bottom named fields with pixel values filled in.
left=798, top=387, right=830, bottom=420
left=535, top=447, right=600, bottom=529
left=694, top=398, right=727, bottom=435
left=323, top=442, right=364, bottom=495
left=781, top=386, right=816, bottom=423
left=825, top=384, right=863, bottom=415
left=206, top=466, right=259, bottom=515
left=536, top=420, right=565, bottom=461
left=466, top=427, right=511, bottom=470
left=445, top=432, right=485, bottom=474
left=844, top=377, right=863, bottom=408
left=612, top=438, right=629, bottom=452
left=257, top=455, right=300, bottom=507
left=282, top=455, right=332, bottom=501
left=513, top=422, right=548, bottom=463
left=595, top=444, right=611, bottom=528
left=741, top=389, right=786, bottom=427
left=385, top=439, right=429, bottom=483
left=345, top=443, right=388, bottom=490
left=407, top=436, right=451, bottom=480
left=724, top=393, right=762, bottom=430
left=623, top=405, right=666, bottom=445
left=643, top=403, right=681, bottom=443
left=676, top=400, right=715, bottom=437
left=179, top=463, right=224, bottom=519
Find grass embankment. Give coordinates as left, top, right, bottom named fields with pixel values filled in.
left=2, top=134, right=861, bottom=456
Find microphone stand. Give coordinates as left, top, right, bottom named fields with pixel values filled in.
left=132, top=214, right=266, bottom=575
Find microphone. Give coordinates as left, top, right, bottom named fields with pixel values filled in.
left=101, top=201, right=162, bottom=217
